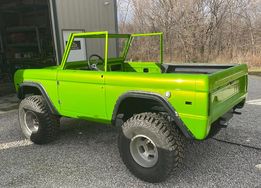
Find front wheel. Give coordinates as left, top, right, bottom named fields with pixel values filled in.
left=18, top=95, right=60, bottom=144
left=118, top=112, right=184, bottom=183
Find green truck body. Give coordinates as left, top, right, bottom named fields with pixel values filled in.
left=14, top=62, right=247, bottom=140
left=14, top=31, right=247, bottom=140
left=14, top=31, right=247, bottom=182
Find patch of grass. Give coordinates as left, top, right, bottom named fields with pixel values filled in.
left=248, top=67, right=261, bottom=76
left=249, top=67, right=261, bottom=72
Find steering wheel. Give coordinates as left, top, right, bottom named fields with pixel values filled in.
left=88, top=54, right=104, bottom=70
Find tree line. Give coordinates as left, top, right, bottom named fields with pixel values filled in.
left=118, top=0, right=261, bottom=67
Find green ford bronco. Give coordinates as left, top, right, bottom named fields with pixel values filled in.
left=14, top=31, right=248, bottom=182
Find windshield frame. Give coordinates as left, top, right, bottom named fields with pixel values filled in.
left=60, top=31, right=163, bottom=72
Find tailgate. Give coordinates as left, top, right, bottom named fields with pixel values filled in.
left=208, top=64, right=248, bottom=123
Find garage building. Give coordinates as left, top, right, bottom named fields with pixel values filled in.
left=0, top=0, right=118, bottom=95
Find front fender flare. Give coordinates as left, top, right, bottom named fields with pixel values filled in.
left=18, top=82, right=59, bottom=115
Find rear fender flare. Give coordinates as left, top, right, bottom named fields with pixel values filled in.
left=112, top=91, right=194, bottom=139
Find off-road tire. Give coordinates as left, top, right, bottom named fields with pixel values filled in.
left=118, top=112, right=184, bottom=183
left=18, top=95, right=60, bottom=144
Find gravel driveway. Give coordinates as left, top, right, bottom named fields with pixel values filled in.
left=0, top=76, right=260, bottom=188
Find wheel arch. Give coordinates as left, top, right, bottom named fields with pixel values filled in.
left=17, top=82, right=59, bottom=115
left=112, top=91, right=194, bottom=139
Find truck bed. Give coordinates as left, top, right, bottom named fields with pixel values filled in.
left=164, top=64, right=234, bottom=74
left=163, top=63, right=248, bottom=138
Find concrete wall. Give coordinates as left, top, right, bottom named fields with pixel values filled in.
left=49, top=0, right=118, bottom=64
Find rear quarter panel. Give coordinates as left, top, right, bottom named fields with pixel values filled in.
left=104, top=72, right=210, bottom=139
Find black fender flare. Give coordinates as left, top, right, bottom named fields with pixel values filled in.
left=17, top=82, right=59, bottom=115
left=112, top=91, right=194, bottom=139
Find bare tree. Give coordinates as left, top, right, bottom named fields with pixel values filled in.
left=118, top=0, right=261, bottom=67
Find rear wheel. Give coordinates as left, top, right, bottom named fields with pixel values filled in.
left=118, top=112, right=184, bottom=182
left=18, top=95, right=60, bottom=144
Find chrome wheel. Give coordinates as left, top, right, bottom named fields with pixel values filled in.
left=130, top=134, right=158, bottom=168
left=24, top=110, right=39, bottom=134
